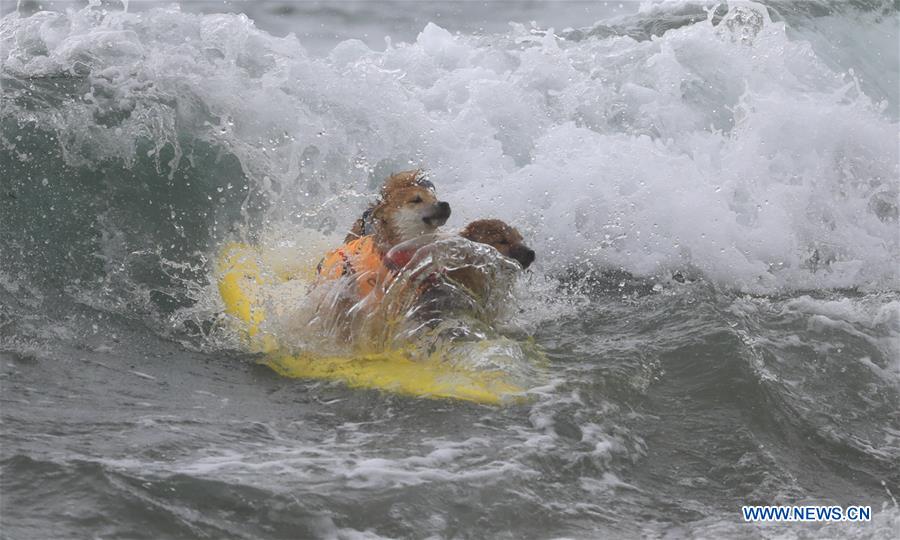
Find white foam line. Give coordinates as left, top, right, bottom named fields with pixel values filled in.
left=129, top=370, right=157, bottom=381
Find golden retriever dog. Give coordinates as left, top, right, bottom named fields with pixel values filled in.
left=385, top=219, right=535, bottom=355
left=383, top=218, right=534, bottom=306
left=429, top=218, right=535, bottom=301
left=459, top=219, right=535, bottom=269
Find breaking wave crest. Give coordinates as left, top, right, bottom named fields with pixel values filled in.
left=1, top=1, right=897, bottom=339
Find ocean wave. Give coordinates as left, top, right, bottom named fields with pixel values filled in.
left=1, top=1, right=897, bottom=326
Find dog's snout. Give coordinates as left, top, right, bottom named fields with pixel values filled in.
left=511, top=245, right=536, bottom=269
left=423, top=201, right=451, bottom=226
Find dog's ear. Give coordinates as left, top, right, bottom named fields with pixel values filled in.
left=381, top=172, right=406, bottom=197
left=382, top=169, right=434, bottom=196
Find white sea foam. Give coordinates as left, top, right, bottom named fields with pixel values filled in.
left=1, top=2, right=896, bottom=295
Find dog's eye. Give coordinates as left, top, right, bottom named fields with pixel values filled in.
left=409, top=196, right=423, bottom=204
left=498, top=240, right=510, bottom=245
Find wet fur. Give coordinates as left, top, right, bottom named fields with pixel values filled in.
left=323, top=170, right=450, bottom=343
left=337, top=177, right=535, bottom=338
left=346, top=170, right=450, bottom=255
left=446, top=219, right=535, bottom=296
left=459, top=219, right=535, bottom=269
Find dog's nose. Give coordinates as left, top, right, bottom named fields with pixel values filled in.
left=511, top=246, right=535, bottom=269
left=432, top=201, right=451, bottom=219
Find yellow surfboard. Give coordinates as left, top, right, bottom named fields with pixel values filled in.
left=216, top=242, right=525, bottom=404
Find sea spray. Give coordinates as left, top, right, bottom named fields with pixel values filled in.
left=2, top=2, right=896, bottom=320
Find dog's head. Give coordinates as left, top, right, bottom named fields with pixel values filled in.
left=460, top=219, right=535, bottom=269
left=370, top=170, right=451, bottom=252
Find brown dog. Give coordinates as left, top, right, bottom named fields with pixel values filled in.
left=390, top=219, right=534, bottom=341
left=318, top=170, right=451, bottom=298
left=345, top=170, right=448, bottom=247
left=432, top=219, right=534, bottom=299
left=459, top=219, right=535, bottom=269
left=367, top=170, right=451, bottom=254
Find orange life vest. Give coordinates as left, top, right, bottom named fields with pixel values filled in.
left=316, top=236, right=391, bottom=298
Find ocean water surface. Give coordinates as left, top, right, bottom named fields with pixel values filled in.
left=1, top=1, right=898, bottom=538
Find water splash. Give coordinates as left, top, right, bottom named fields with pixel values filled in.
left=1, top=1, right=897, bottom=336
